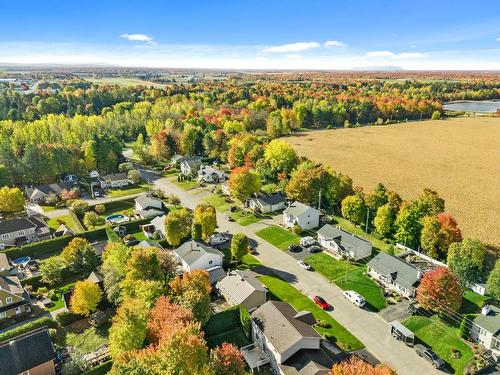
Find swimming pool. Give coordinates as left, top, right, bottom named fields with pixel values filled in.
left=105, top=214, right=129, bottom=224
left=12, top=256, right=31, bottom=267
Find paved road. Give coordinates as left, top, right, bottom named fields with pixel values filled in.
left=152, top=176, right=439, bottom=375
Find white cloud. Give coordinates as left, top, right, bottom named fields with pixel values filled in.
left=120, top=33, right=154, bottom=44
left=262, top=41, right=321, bottom=53
left=366, top=50, right=395, bottom=57
left=324, top=40, right=347, bottom=47
left=285, top=54, right=302, bottom=59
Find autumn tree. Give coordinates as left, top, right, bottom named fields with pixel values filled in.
left=169, top=270, right=212, bottom=324
left=341, top=195, right=367, bottom=226
left=486, top=260, right=500, bottom=299
left=420, top=215, right=442, bottom=259
left=0, top=186, right=25, bottom=213
left=285, top=163, right=332, bottom=206
left=394, top=201, right=424, bottom=248
left=365, top=183, right=388, bottom=213
left=437, top=213, right=462, bottom=250
left=101, top=242, right=132, bottom=304
left=415, top=188, right=445, bottom=217
left=211, top=343, right=246, bottom=375
left=70, top=280, right=102, bottom=316
left=374, top=204, right=396, bottom=238
left=164, top=208, right=193, bottom=246
left=61, top=237, right=98, bottom=274
left=231, top=233, right=248, bottom=262
left=83, top=211, right=103, bottom=228
left=228, top=167, right=262, bottom=200
left=417, top=267, right=462, bottom=316
left=71, top=199, right=89, bottom=216
left=147, top=296, right=194, bottom=345
left=263, top=139, right=298, bottom=177
left=194, top=203, right=217, bottom=241
left=330, top=356, right=396, bottom=375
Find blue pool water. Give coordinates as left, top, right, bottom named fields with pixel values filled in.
left=12, top=256, right=31, bottom=266
left=106, top=214, right=127, bottom=223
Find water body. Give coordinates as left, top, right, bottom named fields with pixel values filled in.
left=443, top=100, right=500, bottom=113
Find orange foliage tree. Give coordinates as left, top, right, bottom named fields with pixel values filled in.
left=417, top=266, right=462, bottom=316
left=330, top=356, right=396, bottom=375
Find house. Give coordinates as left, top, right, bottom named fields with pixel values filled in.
left=87, top=271, right=104, bottom=289
left=25, top=183, right=63, bottom=203
left=216, top=270, right=267, bottom=311
left=60, top=173, right=78, bottom=184
left=197, top=165, right=226, bottom=183
left=179, top=158, right=202, bottom=176
left=283, top=201, right=320, bottom=231
left=0, top=327, right=56, bottom=375
left=53, top=223, right=74, bottom=238
left=89, top=169, right=100, bottom=179
left=470, top=305, right=500, bottom=359
left=317, top=224, right=372, bottom=261
left=143, top=214, right=166, bottom=239
left=134, top=194, right=165, bottom=218
left=242, top=300, right=332, bottom=375
left=0, top=253, right=31, bottom=321
left=220, top=182, right=231, bottom=196
left=100, top=173, right=129, bottom=189
left=366, top=252, right=421, bottom=297
left=172, top=240, right=225, bottom=283
left=137, top=239, right=164, bottom=250
left=0, top=216, right=51, bottom=248
left=247, top=193, right=287, bottom=214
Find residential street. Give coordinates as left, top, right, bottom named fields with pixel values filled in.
left=151, top=176, right=440, bottom=375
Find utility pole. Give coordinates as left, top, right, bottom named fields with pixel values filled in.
left=365, top=207, right=370, bottom=233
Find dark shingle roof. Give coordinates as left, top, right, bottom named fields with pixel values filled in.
left=0, top=217, right=43, bottom=235
left=367, top=252, right=421, bottom=289
left=0, top=328, right=55, bottom=375
left=255, top=193, right=287, bottom=207
left=317, top=224, right=372, bottom=258
left=101, top=172, right=128, bottom=181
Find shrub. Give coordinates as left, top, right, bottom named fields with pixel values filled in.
left=0, top=317, right=58, bottom=342
left=431, top=111, right=441, bottom=120
left=71, top=200, right=89, bottom=216
left=239, top=306, right=251, bottom=340
left=459, top=315, right=471, bottom=339
left=81, top=361, right=113, bottom=375
left=56, top=311, right=82, bottom=326
left=37, top=286, right=48, bottom=296
left=83, top=211, right=104, bottom=228
left=94, top=204, right=105, bottom=214
left=315, top=320, right=331, bottom=328
left=292, top=224, right=302, bottom=235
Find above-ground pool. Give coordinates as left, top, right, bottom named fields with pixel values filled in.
left=105, top=214, right=129, bottom=224
left=12, top=256, right=31, bottom=267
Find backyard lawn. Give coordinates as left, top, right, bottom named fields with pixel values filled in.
left=239, top=254, right=263, bottom=270
left=47, top=214, right=84, bottom=233
left=202, top=193, right=232, bottom=212
left=41, top=205, right=57, bottom=212
left=459, top=290, right=490, bottom=315
left=203, top=193, right=261, bottom=226
left=169, top=176, right=200, bottom=190
left=305, top=253, right=386, bottom=311
left=258, top=275, right=363, bottom=351
left=107, top=184, right=149, bottom=198
left=203, top=307, right=250, bottom=348
left=403, top=315, right=474, bottom=374
left=332, top=216, right=391, bottom=253
left=63, top=323, right=110, bottom=355
left=47, top=282, right=75, bottom=312
left=256, top=226, right=300, bottom=250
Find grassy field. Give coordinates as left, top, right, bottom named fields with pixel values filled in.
left=403, top=315, right=474, bottom=374
left=107, top=184, right=149, bottom=198
left=47, top=214, right=83, bottom=233
left=87, top=77, right=166, bottom=88
left=202, top=193, right=232, bottom=211
left=285, top=117, right=500, bottom=245
left=258, top=275, right=363, bottom=351
left=256, top=226, right=300, bottom=250
left=305, top=253, right=386, bottom=311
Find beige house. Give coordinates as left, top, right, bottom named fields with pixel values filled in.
left=0, top=327, right=56, bottom=375
left=100, top=172, right=130, bottom=189
left=0, top=216, right=51, bottom=248
left=216, top=270, right=267, bottom=311
left=0, top=253, right=31, bottom=321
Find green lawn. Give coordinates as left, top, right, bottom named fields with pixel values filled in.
left=460, top=290, right=490, bottom=315
left=229, top=210, right=261, bottom=226
left=332, top=216, right=391, bottom=253
left=169, top=177, right=200, bottom=190
left=258, top=275, right=363, bottom=351
left=203, top=193, right=262, bottom=226
left=403, top=315, right=474, bottom=374
left=64, top=324, right=110, bottom=354
left=305, top=253, right=386, bottom=311
left=256, top=226, right=300, bottom=250
left=240, top=254, right=263, bottom=270
left=47, top=214, right=83, bottom=233
left=204, top=308, right=250, bottom=349
left=202, top=193, right=233, bottom=211
left=41, top=205, right=57, bottom=212
left=107, top=184, right=149, bottom=198
left=47, top=282, right=75, bottom=312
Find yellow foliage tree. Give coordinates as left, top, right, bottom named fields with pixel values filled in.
left=70, top=280, right=102, bottom=316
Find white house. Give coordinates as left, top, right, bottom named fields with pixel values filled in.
left=89, top=170, right=100, bottom=179
left=247, top=193, right=287, bottom=214
left=179, top=158, right=202, bottom=177
left=60, top=173, right=78, bottom=184
left=366, top=252, right=421, bottom=297
left=216, top=270, right=267, bottom=311
left=100, top=173, right=130, bottom=189
left=317, top=224, right=372, bottom=261
left=197, top=165, right=226, bottom=183
left=282, top=201, right=320, bottom=231
left=134, top=194, right=164, bottom=218
left=242, top=300, right=332, bottom=375
left=470, top=305, right=500, bottom=359
left=144, top=214, right=166, bottom=238
left=0, top=216, right=51, bottom=248
left=172, top=241, right=225, bottom=283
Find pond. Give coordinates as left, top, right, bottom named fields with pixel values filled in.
left=443, top=100, right=500, bottom=113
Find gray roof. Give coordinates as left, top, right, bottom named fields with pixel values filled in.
left=0, top=216, right=48, bottom=236
left=367, top=252, right=421, bottom=289
left=317, top=224, right=372, bottom=258
left=101, top=172, right=128, bottom=181
left=0, top=253, right=10, bottom=270
left=174, top=241, right=223, bottom=266
left=284, top=201, right=318, bottom=217
left=251, top=301, right=320, bottom=356
left=136, top=208, right=164, bottom=218
left=280, top=349, right=332, bottom=375
left=135, top=194, right=163, bottom=208
left=151, top=215, right=167, bottom=235
left=0, top=274, right=24, bottom=295
left=217, top=270, right=267, bottom=305
left=137, top=239, right=164, bottom=249
left=254, top=193, right=287, bottom=207
left=0, top=328, right=55, bottom=375
left=181, top=158, right=201, bottom=169
left=208, top=266, right=226, bottom=284
left=54, top=224, right=74, bottom=237
left=473, top=305, right=500, bottom=335
left=87, top=271, right=104, bottom=284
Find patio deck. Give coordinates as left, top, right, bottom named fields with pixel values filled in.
left=241, top=342, right=270, bottom=373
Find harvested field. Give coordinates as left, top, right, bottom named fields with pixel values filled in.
left=285, top=117, right=500, bottom=245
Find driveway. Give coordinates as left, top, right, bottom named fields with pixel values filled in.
left=151, top=173, right=439, bottom=375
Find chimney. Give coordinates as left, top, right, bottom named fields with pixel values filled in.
left=481, top=305, right=490, bottom=316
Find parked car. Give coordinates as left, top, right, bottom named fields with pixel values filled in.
left=300, top=236, right=315, bottom=247
left=209, top=233, right=229, bottom=245
left=414, top=344, right=445, bottom=368
left=313, top=295, right=330, bottom=310
left=288, top=244, right=302, bottom=253
left=297, top=260, right=311, bottom=270
left=342, top=290, right=366, bottom=307
left=308, top=245, right=321, bottom=253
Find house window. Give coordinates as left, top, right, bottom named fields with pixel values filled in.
left=6, top=297, right=13, bottom=304
left=1, top=234, right=9, bottom=240
left=21, top=371, right=29, bottom=375
left=209, top=260, right=213, bottom=265
left=17, top=230, right=25, bottom=236
left=15, top=307, right=21, bottom=314
left=0, top=312, right=6, bottom=318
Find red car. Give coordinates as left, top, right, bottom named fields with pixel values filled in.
left=313, top=296, right=329, bottom=310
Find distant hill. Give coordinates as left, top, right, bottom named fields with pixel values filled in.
left=351, top=65, right=404, bottom=71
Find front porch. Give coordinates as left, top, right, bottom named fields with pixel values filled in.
left=241, top=342, right=271, bottom=373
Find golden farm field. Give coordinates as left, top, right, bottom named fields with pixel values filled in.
left=285, top=117, right=500, bottom=245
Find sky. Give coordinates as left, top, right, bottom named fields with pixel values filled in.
left=1, top=0, right=500, bottom=70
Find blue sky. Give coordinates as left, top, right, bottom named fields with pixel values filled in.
left=1, top=0, right=500, bottom=69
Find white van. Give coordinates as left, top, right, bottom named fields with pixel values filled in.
left=342, top=290, right=366, bottom=307
left=300, top=236, right=315, bottom=247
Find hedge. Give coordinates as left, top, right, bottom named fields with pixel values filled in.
left=81, top=361, right=113, bottom=375
left=116, top=217, right=151, bottom=234
left=0, top=317, right=58, bottom=342
left=20, top=275, right=43, bottom=290
left=239, top=306, right=252, bottom=341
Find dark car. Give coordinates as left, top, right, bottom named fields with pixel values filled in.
left=124, top=239, right=140, bottom=247
left=313, top=295, right=330, bottom=310
left=288, top=244, right=302, bottom=253
left=308, top=245, right=321, bottom=253
left=414, top=344, right=445, bottom=369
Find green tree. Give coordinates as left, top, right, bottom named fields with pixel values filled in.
left=431, top=111, right=441, bottom=120
left=415, top=188, right=445, bottom=217
left=61, top=237, right=99, bottom=274
left=285, top=163, right=332, bottom=206
left=191, top=223, right=202, bottom=242
left=374, top=203, right=396, bottom=238
left=39, top=256, right=65, bottom=286
left=127, top=169, right=141, bottom=184
left=364, top=183, right=388, bottom=213
left=101, top=242, right=132, bottom=304
left=194, top=204, right=217, bottom=241
left=231, top=233, right=248, bottom=262
left=263, top=139, right=298, bottom=176
left=70, top=280, right=102, bottom=316
left=394, top=202, right=424, bottom=248
left=164, top=208, right=193, bottom=247
left=447, top=238, right=486, bottom=286
left=71, top=199, right=89, bottom=216
left=486, top=260, right=500, bottom=299
left=121, top=247, right=163, bottom=300
left=420, top=215, right=443, bottom=259
left=83, top=211, right=103, bottom=228
left=0, top=186, right=24, bottom=213
left=341, top=195, right=367, bottom=226
left=228, top=167, right=262, bottom=200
